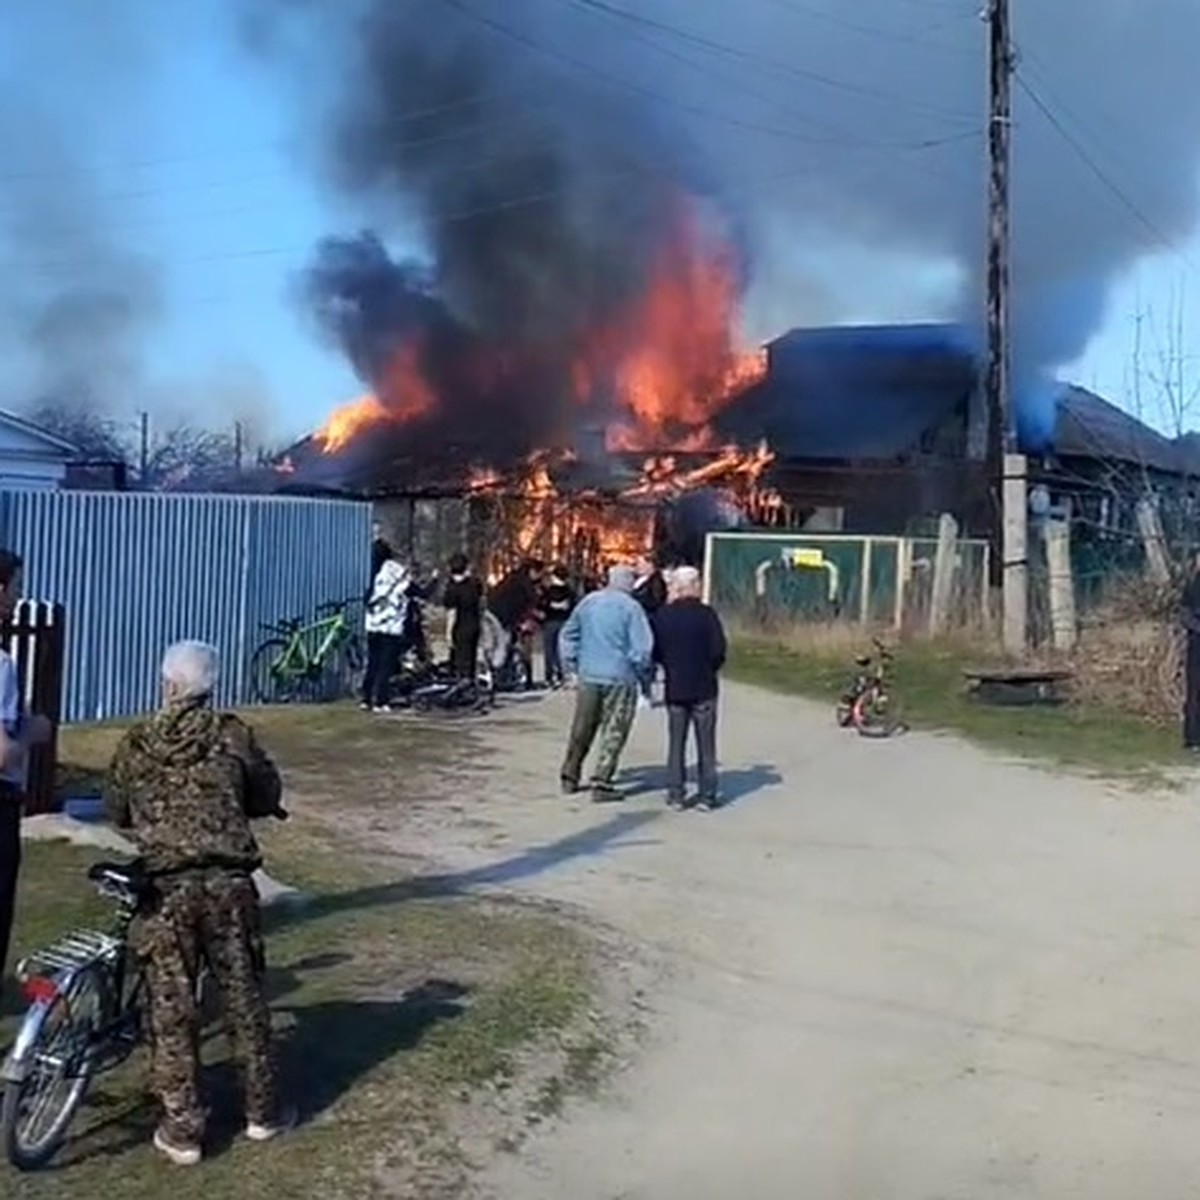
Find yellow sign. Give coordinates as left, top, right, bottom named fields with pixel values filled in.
left=786, top=548, right=826, bottom=568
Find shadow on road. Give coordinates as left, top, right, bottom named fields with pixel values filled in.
left=267, top=807, right=663, bottom=935
left=620, top=762, right=783, bottom=807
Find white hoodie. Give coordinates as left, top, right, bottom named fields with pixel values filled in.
left=365, top=560, right=411, bottom=637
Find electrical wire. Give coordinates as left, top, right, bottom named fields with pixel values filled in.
left=13, top=126, right=981, bottom=277
left=562, top=0, right=981, bottom=124
left=1014, top=70, right=1200, bottom=280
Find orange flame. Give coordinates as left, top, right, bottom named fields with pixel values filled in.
left=311, top=194, right=766, bottom=460
left=577, top=198, right=767, bottom=451
left=314, top=340, right=435, bottom=454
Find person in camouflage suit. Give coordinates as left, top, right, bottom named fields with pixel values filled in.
left=105, top=640, right=291, bottom=1167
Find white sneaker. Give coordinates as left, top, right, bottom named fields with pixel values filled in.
left=153, top=1126, right=201, bottom=1166
left=246, top=1107, right=297, bottom=1143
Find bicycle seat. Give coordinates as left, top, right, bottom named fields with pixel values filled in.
left=87, top=860, right=155, bottom=902
left=315, top=601, right=344, bottom=617
left=263, top=616, right=302, bottom=633
left=854, top=654, right=872, bottom=667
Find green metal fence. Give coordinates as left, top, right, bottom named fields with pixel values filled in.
left=703, top=531, right=990, bottom=628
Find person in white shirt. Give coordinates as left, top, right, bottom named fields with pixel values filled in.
left=361, top=551, right=412, bottom=712
left=0, top=550, right=52, bottom=995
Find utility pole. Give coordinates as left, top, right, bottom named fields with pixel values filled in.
left=985, top=0, right=1025, bottom=654
left=138, top=411, right=150, bottom=486
left=233, top=420, right=244, bottom=473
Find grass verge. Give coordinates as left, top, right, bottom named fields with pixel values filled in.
left=729, top=634, right=1192, bottom=782
left=4, top=704, right=602, bottom=1199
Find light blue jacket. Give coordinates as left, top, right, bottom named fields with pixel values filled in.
left=559, top=588, right=654, bottom=687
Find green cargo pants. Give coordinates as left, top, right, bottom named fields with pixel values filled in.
left=560, top=682, right=638, bottom=788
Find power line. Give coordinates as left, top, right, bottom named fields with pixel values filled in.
left=15, top=134, right=978, bottom=279
left=564, top=0, right=981, bottom=123
left=762, top=0, right=977, bottom=52
left=1013, top=70, right=1200, bottom=279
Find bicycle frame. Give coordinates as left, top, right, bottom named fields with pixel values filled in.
left=4, top=890, right=142, bottom=1087
left=272, top=611, right=350, bottom=678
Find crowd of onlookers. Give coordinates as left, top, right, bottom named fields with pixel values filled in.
left=364, top=524, right=728, bottom=809
left=0, top=529, right=727, bottom=1170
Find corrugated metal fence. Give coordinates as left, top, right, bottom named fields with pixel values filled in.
left=0, top=491, right=370, bottom=722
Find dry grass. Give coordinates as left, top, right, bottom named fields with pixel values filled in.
left=1069, top=577, right=1184, bottom=722
left=4, top=704, right=609, bottom=1199
left=728, top=613, right=1190, bottom=781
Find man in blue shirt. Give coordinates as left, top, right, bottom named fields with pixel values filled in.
left=0, top=550, right=52, bottom=995
left=558, top=564, right=653, bottom=801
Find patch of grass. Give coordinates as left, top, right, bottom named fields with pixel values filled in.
left=5, top=705, right=595, bottom=1199
left=729, top=635, right=1192, bottom=781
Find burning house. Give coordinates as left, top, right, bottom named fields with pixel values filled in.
left=276, top=204, right=792, bottom=579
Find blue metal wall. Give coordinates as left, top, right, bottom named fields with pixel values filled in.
left=0, top=491, right=371, bottom=721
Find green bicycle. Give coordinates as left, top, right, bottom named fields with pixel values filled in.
left=250, top=599, right=363, bottom=703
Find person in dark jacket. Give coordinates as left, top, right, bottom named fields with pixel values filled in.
left=443, top=553, right=485, bottom=679
left=489, top=558, right=545, bottom=633
left=1183, top=555, right=1200, bottom=749
left=632, top=554, right=668, bottom=616
left=539, top=564, right=577, bottom=687
left=652, top=566, right=728, bottom=810
left=633, top=554, right=668, bottom=704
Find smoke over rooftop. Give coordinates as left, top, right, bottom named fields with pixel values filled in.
left=240, top=0, right=1200, bottom=451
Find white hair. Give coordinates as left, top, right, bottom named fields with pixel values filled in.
left=162, top=640, right=220, bottom=700
left=671, top=566, right=702, bottom=595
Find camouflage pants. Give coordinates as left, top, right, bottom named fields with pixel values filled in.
left=561, top=683, right=638, bottom=787
left=136, top=871, right=279, bottom=1145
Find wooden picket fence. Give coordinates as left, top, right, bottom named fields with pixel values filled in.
left=2, top=601, right=66, bottom=815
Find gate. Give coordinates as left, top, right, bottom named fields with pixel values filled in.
left=2, top=601, right=65, bottom=815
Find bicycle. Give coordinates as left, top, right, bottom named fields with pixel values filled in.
left=835, top=637, right=908, bottom=738
left=2, top=860, right=193, bottom=1170
left=2, top=811, right=288, bottom=1173
left=250, top=598, right=363, bottom=703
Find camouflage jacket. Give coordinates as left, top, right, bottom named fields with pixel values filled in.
left=105, top=700, right=283, bottom=876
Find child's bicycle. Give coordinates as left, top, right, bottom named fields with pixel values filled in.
left=835, top=638, right=908, bottom=738
left=2, top=827, right=284, bottom=1170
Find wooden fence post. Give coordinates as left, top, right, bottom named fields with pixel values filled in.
left=1135, top=498, right=1171, bottom=585
left=928, top=512, right=960, bottom=635
left=1043, top=502, right=1077, bottom=651
left=2, top=601, right=66, bottom=816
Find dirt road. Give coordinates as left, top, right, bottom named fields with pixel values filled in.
left=398, top=682, right=1200, bottom=1199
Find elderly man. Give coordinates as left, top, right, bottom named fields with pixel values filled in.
left=106, top=640, right=291, bottom=1166
left=558, top=564, right=654, bottom=801
left=652, top=566, right=728, bottom=810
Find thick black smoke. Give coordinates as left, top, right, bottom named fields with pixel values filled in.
left=245, top=0, right=1200, bottom=450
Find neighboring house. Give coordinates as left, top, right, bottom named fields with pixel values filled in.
left=0, top=409, right=78, bottom=490
left=717, top=322, right=1200, bottom=538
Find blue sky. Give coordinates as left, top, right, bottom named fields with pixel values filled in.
left=6, top=0, right=1200, bottom=448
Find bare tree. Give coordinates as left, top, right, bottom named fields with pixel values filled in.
left=25, top=403, right=251, bottom=491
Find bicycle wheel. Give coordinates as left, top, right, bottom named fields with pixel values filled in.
left=853, top=688, right=906, bottom=739
left=3, top=969, right=102, bottom=1171
left=250, top=639, right=300, bottom=703
left=329, top=635, right=364, bottom=700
